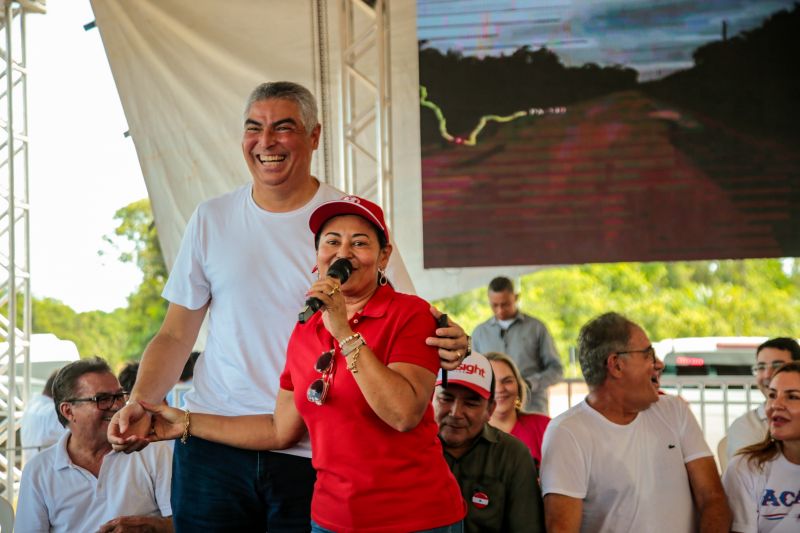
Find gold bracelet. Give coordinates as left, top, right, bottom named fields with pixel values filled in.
left=340, top=333, right=365, bottom=357
left=180, top=410, right=191, bottom=444
left=346, top=346, right=361, bottom=374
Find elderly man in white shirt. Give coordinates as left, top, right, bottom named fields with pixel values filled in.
left=16, top=357, right=173, bottom=533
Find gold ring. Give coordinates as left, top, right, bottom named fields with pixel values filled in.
left=326, top=286, right=339, bottom=297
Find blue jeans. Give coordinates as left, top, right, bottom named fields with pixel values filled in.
left=172, top=436, right=316, bottom=532
left=311, top=519, right=464, bottom=532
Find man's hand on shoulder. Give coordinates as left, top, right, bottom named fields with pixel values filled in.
left=107, top=402, right=153, bottom=453
left=97, top=515, right=173, bottom=533
left=426, top=306, right=470, bottom=370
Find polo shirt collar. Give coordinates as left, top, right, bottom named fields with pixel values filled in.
left=312, top=283, right=395, bottom=344
left=53, top=431, right=74, bottom=471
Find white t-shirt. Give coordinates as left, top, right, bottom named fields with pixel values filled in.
left=20, top=394, right=66, bottom=464
left=726, top=404, right=768, bottom=462
left=163, top=183, right=412, bottom=456
left=540, top=394, right=712, bottom=533
left=16, top=432, right=173, bottom=533
left=723, top=452, right=800, bottom=533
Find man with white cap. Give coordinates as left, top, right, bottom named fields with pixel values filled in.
left=434, top=352, right=544, bottom=533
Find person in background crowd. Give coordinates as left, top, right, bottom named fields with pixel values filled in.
left=485, top=351, right=550, bottom=467
left=134, top=196, right=466, bottom=532
left=726, top=338, right=800, bottom=462
left=168, top=351, right=200, bottom=407
left=17, top=357, right=173, bottom=533
left=723, top=361, right=800, bottom=532
left=118, top=361, right=139, bottom=395
left=108, top=81, right=469, bottom=532
left=541, top=312, right=731, bottom=533
left=434, top=352, right=545, bottom=533
left=472, top=276, right=562, bottom=413
left=21, top=369, right=67, bottom=464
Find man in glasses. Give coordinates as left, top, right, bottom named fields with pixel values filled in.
left=16, top=357, right=173, bottom=533
left=725, top=337, right=800, bottom=462
left=540, top=312, right=731, bottom=533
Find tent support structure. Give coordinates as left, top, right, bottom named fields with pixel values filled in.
left=0, top=0, right=43, bottom=500
left=338, top=0, right=394, bottom=227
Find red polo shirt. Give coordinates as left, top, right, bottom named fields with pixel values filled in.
left=280, top=284, right=466, bottom=532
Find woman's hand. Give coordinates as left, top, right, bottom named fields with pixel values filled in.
left=307, top=278, right=353, bottom=340
left=139, top=400, right=186, bottom=442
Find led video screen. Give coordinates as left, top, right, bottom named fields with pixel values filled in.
left=418, top=0, right=800, bottom=268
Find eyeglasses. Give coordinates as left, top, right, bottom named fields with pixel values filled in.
left=307, top=350, right=335, bottom=406
left=751, top=361, right=787, bottom=375
left=616, top=346, right=656, bottom=362
left=66, top=391, right=129, bottom=410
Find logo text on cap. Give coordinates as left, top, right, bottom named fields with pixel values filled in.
left=457, top=363, right=485, bottom=377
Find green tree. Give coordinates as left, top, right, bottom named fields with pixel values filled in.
left=434, top=259, right=800, bottom=377
left=102, top=199, right=168, bottom=362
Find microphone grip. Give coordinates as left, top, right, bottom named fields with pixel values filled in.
left=297, top=258, right=353, bottom=324
left=438, top=314, right=450, bottom=387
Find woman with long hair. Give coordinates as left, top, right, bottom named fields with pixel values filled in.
left=722, top=361, right=800, bottom=532
left=484, top=351, right=551, bottom=467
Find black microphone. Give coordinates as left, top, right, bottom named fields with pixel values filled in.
left=298, top=258, right=353, bottom=323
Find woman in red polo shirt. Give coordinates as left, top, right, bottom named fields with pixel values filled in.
left=141, top=196, right=466, bottom=533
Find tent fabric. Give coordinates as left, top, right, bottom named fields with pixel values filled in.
left=91, top=0, right=321, bottom=267
left=90, top=0, right=541, bottom=301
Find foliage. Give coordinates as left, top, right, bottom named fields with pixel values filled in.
left=434, top=259, right=800, bottom=377
left=30, top=199, right=167, bottom=369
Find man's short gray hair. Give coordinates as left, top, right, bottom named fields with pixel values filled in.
left=578, top=312, right=637, bottom=387
left=244, top=81, right=319, bottom=134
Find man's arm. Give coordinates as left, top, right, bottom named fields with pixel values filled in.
left=427, top=306, right=469, bottom=370
left=685, top=456, right=732, bottom=533
left=108, top=302, right=207, bottom=451
left=98, top=515, right=173, bottom=533
left=544, top=494, right=583, bottom=533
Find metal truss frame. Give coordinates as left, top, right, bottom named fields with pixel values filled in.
left=0, top=0, right=43, bottom=501
left=338, top=0, right=394, bottom=227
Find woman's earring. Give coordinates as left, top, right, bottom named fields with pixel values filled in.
left=378, top=268, right=388, bottom=286
left=514, top=397, right=522, bottom=410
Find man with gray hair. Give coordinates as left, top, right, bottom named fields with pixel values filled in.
left=540, top=312, right=731, bottom=533
left=108, top=81, right=469, bottom=531
left=17, top=357, right=173, bottom=533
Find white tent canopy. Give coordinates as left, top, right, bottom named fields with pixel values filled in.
left=90, top=0, right=541, bottom=301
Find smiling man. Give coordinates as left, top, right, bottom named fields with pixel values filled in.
left=434, top=353, right=544, bottom=533
left=16, top=358, right=173, bottom=533
left=540, top=312, right=732, bottom=533
left=108, top=81, right=469, bottom=532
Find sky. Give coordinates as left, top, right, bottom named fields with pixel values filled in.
left=27, top=1, right=148, bottom=312
left=417, top=0, right=795, bottom=80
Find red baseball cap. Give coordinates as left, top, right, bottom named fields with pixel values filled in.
left=309, top=195, right=390, bottom=242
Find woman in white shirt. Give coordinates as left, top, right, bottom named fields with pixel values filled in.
left=722, top=361, right=800, bottom=533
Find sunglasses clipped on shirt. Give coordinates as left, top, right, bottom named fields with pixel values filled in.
left=307, top=350, right=335, bottom=406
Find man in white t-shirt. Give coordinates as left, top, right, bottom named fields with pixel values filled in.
left=726, top=337, right=800, bottom=462
left=540, top=312, right=731, bottom=533
left=17, top=358, right=172, bottom=533
left=108, top=81, right=469, bottom=532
